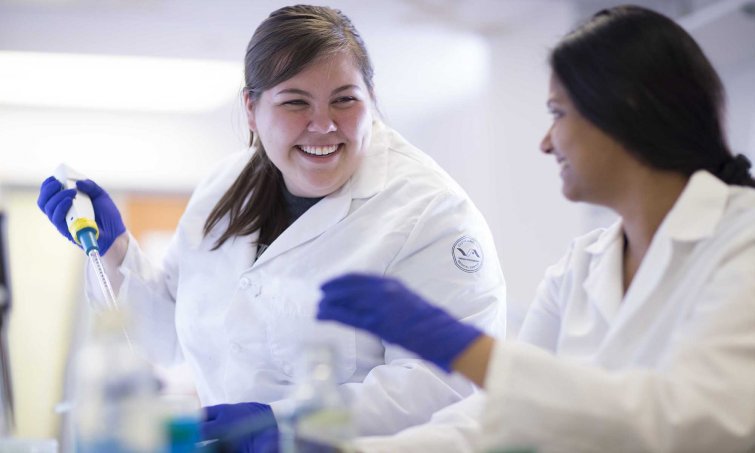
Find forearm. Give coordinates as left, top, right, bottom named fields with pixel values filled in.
left=341, top=357, right=477, bottom=436
left=451, top=335, right=496, bottom=388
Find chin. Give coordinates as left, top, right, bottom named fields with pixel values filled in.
left=302, top=180, right=345, bottom=197
left=561, top=185, right=582, bottom=202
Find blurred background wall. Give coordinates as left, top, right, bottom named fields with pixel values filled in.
left=1, top=0, right=753, bottom=442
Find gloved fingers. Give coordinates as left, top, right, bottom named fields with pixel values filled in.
left=203, top=403, right=230, bottom=422
left=319, top=282, right=387, bottom=313
left=254, top=427, right=280, bottom=453
left=41, top=188, right=76, bottom=219
left=321, top=274, right=411, bottom=309
left=201, top=413, right=275, bottom=446
left=200, top=419, right=224, bottom=441
left=319, top=283, right=394, bottom=311
left=318, top=290, right=368, bottom=310
left=320, top=273, right=389, bottom=293
left=76, top=179, right=104, bottom=198
left=316, top=302, right=368, bottom=326
left=37, top=176, right=63, bottom=211
left=50, top=197, right=76, bottom=242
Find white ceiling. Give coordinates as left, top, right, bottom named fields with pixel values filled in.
left=0, top=1, right=571, bottom=65
left=1, top=0, right=752, bottom=71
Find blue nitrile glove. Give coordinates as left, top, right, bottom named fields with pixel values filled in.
left=37, top=177, right=126, bottom=255
left=317, top=273, right=484, bottom=372
left=201, top=402, right=279, bottom=453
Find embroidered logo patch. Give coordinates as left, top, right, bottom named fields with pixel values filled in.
left=452, top=236, right=483, bottom=273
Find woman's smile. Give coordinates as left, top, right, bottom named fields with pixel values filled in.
left=296, top=143, right=343, bottom=157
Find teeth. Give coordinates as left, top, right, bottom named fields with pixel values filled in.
left=299, top=144, right=339, bottom=156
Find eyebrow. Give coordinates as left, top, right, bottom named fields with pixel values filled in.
left=275, top=84, right=362, bottom=97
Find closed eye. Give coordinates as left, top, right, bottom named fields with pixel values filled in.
left=332, top=96, right=357, bottom=107
left=282, top=99, right=308, bottom=106
left=548, top=108, right=564, bottom=119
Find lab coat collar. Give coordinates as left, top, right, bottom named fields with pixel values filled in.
left=582, top=221, right=624, bottom=321
left=582, top=170, right=729, bottom=323
left=252, top=180, right=352, bottom=268
left=585, top=220, right=624, bottom=256
left=251, top=120, right=389, bottom=268
left=657, top=170, right=728, bottom=242
left=617, top=171, right=728, bottom=308
left=583, top=170, right=727, bottom=255
left=349, top=119, right=389, bottom=199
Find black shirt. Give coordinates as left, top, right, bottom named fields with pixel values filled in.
left=255, top=184, right=324, bottom=260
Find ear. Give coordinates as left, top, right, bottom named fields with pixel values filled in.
left=243, top=90, right=257, bottom=132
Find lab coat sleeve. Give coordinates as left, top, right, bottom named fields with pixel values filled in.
left=84, top=231, right=183, bottom=366
left=342, top=191, right=507, bottom=436
left=82, top=153, right=248, bottom=367
left=515, top=248, right=572, bottom=351
left=352, top=392, right=487, bottom=453
left=479, top=241, right=755, bottom=453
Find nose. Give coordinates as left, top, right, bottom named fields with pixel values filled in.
left=540, top=126, right=553, bottom=155
left=307, top=107, right=337, bottom=134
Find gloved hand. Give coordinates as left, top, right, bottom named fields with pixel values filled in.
left=317, top=273, right=483, bottom=372
left=201, top=402, right=279, bottom=453
left=37, top=177, right=126, bottom=255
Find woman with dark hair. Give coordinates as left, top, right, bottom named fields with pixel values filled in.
left=36, top=4, right=506, bottom=451
left=320, top=5, right=755, bottom=452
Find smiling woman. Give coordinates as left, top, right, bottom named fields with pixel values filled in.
left=35, top=4, right=507, bottom=452
left=315, top=4, right=755, bottom=453
left=244, top=52, right=373, bottom=198
left=540, top=74, right=636, bottom=204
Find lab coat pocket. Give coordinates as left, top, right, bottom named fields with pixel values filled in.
left=264, top=281, right=357, bottom=383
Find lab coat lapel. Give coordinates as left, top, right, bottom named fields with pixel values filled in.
left=620, top=231, right=673, bottom=310
left=597, top=171, right=729, bottom=366
left=207, top=216, right=258, bottom=272
left=251, top=182, right=353, bottom=268
left=619, top=171, right=728, bottom=313
left=582, top=222, right=624, bottom=323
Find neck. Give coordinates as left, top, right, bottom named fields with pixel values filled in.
left=613, top=168, right=688, bottom=253
left=608, top=166, right=688, bottom=293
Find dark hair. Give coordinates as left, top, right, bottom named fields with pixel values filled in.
left=550, top=5, right=754, bottom=187
left=204, top=5, right=375, bottom=248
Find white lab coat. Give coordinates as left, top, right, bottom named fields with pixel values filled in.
left=480, top=170, right=755, bottom=453
left=354, top=170, right=755, bottom=452
left=87, top=120, right=506, bottom=436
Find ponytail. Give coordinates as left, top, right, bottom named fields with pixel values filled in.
left=715, top=154, right=755, bottom=188
left=203, top=141, right=289, bottom=250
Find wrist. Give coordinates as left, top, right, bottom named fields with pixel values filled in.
left=411, top=314, right=483, bottom=372
left=438, top=322, right=484, bottom=371
left=103, top=233, right=129, bottom=264
left=101, top=233, right=129, bottom=292
left=451, top=334, right=495, bottom=387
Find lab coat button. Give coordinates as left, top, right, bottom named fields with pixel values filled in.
left=239, top=277, right=250, bottom=289
left=250, top=283, right=261, bottom=297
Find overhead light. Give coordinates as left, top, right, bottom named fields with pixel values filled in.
left=0, top=51, right=242, bottom=113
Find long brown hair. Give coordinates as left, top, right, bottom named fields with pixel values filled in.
left=203, top=5, right=375, bottom=249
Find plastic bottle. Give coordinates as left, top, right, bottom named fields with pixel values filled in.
left=165, top=415, right=201, bottom=453
left=280, top=344, right=355, bottom=453
left=74, top=309, right=163, bottom=453
left=160, top=395, right=204, bottom=453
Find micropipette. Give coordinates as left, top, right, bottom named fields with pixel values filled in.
left=53, top=164, right=119, bottom=310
